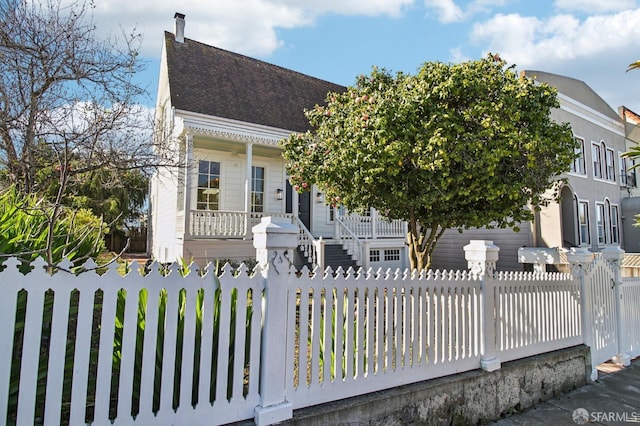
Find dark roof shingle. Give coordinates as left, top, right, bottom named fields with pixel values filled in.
left=164, top=32, right=346, bottom=132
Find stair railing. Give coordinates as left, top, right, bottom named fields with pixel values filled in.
left=292, top=216, right=320, bottom=269
left=335, top=216, right=365, bottom=267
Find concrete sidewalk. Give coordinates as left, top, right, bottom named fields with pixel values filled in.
left=492, top=357, right=640, bottom=425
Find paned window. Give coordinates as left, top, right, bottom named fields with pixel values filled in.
left=596, top=203, right=606, bottom=244
left=370, top=249, right=380, bottom=262
left=611, top=205, right=620, bottom=244
left=571, top=137, right=586, bottom=175
left=197, top=160, right=220, bottom=210
left=384, top=249, right=401, bottom=262
left=605, top=148, right=616, bottom=181
left=592, top=143, right=603, bottom=179
left=620, top=154, right=629, bottom=186
left=578, top=201, right=590, bottom=245
left=251, top=166, right=265, bottom=213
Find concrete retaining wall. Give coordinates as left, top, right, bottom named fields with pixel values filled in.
left=283, top=345, right=591, bottom=425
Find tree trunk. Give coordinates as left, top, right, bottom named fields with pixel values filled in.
left=406, top=216, right=449, bottom=271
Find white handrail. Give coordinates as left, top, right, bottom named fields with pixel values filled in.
left=292, top=216, right=319, bottom=268
left=335, top=216, right=365, bottom=266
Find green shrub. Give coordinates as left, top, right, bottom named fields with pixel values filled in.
left=0, top=185, right=107, bottom=267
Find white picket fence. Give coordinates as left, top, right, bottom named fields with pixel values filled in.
left=0, top=258, right=265, bottom=426
left=1, top=223, right=640, bottom=426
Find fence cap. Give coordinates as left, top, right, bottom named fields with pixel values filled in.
left=601, top=245, right=625, bottom=262
left=566, top=247, right=594, bottom=264
left=518, top=247, right=561, bottom=264
left=464, top=240, right=500, bottom=262
left=252, top=216, right=298, bottom=250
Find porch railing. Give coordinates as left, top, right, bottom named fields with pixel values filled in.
left=189, top=210, right=292, bottom=238
left=337, top=212, right=405, bottom=239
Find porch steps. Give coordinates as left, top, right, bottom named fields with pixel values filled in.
left=293, top=243, right=359, bottom=272
left=324, top=244, right=359, bottom=271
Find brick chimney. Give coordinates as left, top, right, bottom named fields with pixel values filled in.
left=174, top=12, right=185, bottom=43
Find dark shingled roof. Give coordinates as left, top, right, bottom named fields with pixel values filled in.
left=164, top=31, right=346, bottom=133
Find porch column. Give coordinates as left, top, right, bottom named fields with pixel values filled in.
left=183, top=132, right=193, bottom=239
left=245, top=142, right=253, bottom=238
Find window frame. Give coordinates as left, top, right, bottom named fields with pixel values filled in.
left=610, top=204, right=620, bottom=244
left=578, top=200, right=590, bottom=246
left=251, top=165, right=265, bottom=213
left=596, top=202, right=606, bottom=245
left=605, top=148, right=616, bottom=182
left=592, top=142, right=603, bottom=179
left=571, top=137, right=586, bottom=175
left=196, top=160, right=221, bottom=211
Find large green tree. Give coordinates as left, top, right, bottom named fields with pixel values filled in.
left=281, top=55, right=577, bottom=270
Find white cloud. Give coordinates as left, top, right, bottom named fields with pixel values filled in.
left=276, top=0, right=414, bottom=17
left=424, top=0, right=507, bottom=23
left=470, top=9, right=640, bottom=111
left=554, top=0, right=637, bottom=14
left=91, top=0, right=414, bottom=58
left=424, top=0, right=464, bottom=23
left=470, top=9, right=640, bottom=66
left=449, top=47, right=470, bottom=62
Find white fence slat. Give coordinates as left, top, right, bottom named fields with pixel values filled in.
left=356, top=285, right=365, bottom=377
left=230, top=286, right=248, bottom=401
left=247, top=282, right=262, bottom=399
left=0, top=265, right=20, bottom=425
left=158, top=285, right=180, bottom=416
left=16, top=288, right=45, bottom=425
left=136, top=285, right=161, bottom=421
left=214, top=282, right=232, bottom=403
left=116, top=284, right=142, bottom=420
left=367, top=286, right=376, bottom=376
left=322, top=287, right=332, bottom=384
left=374, top=287, right=384, bottom=374
left=93, top=285, right=119, bottom=422
left=196, top=282, right=215, bottom=408
left=178, top=285, right=198, bottom=410
left=335, top=285, right=346, bottom=382
left=299, top=287, right=311, bottom=388
left=385, top=281, right=392, bottom=372
left=69, top=289, right=94, bottom=424
left=309, top=287, right=322, bottom=388
left=285, top=284, right=298, bottom=390
left=43, top=288, right=71, bottom=425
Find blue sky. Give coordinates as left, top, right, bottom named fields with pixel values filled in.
left=91, top=0, right=640, bottom=113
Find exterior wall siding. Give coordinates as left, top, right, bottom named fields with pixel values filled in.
left=150, top=166, right=181, bottom=263
left=432, top=227, right=533, bottom=271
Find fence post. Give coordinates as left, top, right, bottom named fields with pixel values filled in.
left=252, top=216, right=297, bottom=425
left=313, top=236, right=325, bottom=271
left=602, top=246, right=631, bottom=367
left=464, top=240, right=501, bottom=372
left=567, top=247, right=597, bottom=380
